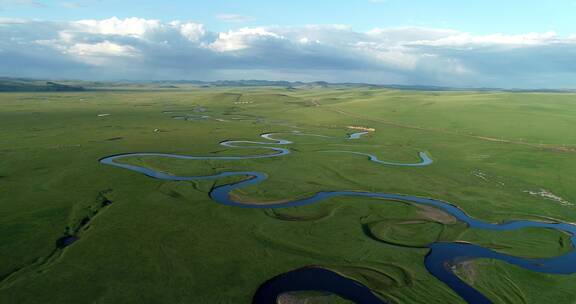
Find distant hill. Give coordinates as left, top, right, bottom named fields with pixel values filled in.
left=161, top=79, right=306, bottom=87
left=0, top=78, right=86, bottom=92
left=156, top=80, right=576, bottom=92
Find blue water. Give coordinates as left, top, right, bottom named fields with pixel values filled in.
left=322, top=151, right=432, bottom=166
left=252, top=267, right=385, bottom=304
left=348, top=131, right=370, bottom=139
left=99, top=132, right=576, bottom=304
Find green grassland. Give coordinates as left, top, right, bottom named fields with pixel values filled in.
left=1, top=86, right=576, bottom=303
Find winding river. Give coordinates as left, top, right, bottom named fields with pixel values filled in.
left=99, top=132, right=576, bottom=304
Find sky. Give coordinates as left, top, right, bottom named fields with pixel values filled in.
left=1, top=0, right=576, bottom=88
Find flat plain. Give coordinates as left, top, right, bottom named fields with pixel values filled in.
left=1, top=85, right=576, bottom=303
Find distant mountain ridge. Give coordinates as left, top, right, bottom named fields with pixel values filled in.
left=0, top=78, right=86, bottom=92
left=141, top=80, right=575, bottom=92
left=0, top=77, right=573, bottom=93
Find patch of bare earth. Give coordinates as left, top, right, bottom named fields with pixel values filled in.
left=277, top=293, right=336, bottom=304
left=524, top=189, right=574, bottom=207
left=453, top=260, right=478, bottom=284
left=416, top=205, right=457, bottom=224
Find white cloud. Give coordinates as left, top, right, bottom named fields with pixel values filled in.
left=66, top=41, right=137, bottom=57
left=74, top=17, right=162, bottom=37
left=178, top=22, right=206, bottom=42
left=65, top=41, right=138, bottom=65
left=1, top=17, right=576, bottom=88
left=209, top=27, right=284, bottom=52
left=353, top=42, right=419, bottom=69
left=410, top=31, right=564, bottom=47
left=0, top=17, right=29, bottom=24
left=367, top=27, right=459, bottom=44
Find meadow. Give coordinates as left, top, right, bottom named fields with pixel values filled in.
left=1, top=85, right=575, bottom=303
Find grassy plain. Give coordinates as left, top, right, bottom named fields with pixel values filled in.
left=1, top=86, right=575, bottom=303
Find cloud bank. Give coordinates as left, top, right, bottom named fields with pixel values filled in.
left=1, top=17, right=576, bottom=88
